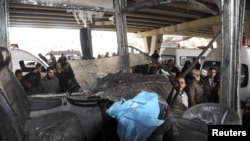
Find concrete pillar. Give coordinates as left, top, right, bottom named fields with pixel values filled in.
left=142, top=36, right=151, bottom=53
left=0, top=0, right=9, bottom=48
left=149, top=35, right=162, bottom=55
left=142, top=35, right=162, bottom=55
left=114, top=0, right=128, bottom=55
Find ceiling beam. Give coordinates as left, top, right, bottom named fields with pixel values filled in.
left=138, top=8, right=202, bottom=19
left=10, top=19, right=113, bottom=26
left=155, top=5, right=211, bottom=17
left=126, top=12, right=187, bottom=22
left=9, top=3, right=66, bottom=11
left=9, top=9, right=71, bottom=17
left=166, top=2, right=217, bottom=14
left=125, top=0, right=218, bottom=15
left=135, top=15, right=221, bottom=37
left=9, top=0, right=113, bottom=12
left=126, top=17, right=174, bottom=25
left=10, top=13, right=76, bottom=20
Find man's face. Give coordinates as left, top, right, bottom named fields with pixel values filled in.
left=208, top=69, right=217, bottom=78
left=192, top=69, right=201, bottom=81
left=168, top=60, right=174, bottom=67
left=47, top=69, right=55, bottom=79
left=56, top=63, right=62, bottom=69
left=16, top=73, right=23, bottom=81
left=178, top=77, right=186, bottom=91
left=37, top=66, right=42, bottom=71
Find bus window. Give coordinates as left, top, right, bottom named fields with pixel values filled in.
left=241, top=64, right=248, bottom=87
left=180, top=56, right=197, bottom=66
left=160, top=55, right=175, bottom=63
left=201, top=61, right=221, bottom=77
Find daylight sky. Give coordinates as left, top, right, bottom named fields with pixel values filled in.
left=9, top=27, right=142, bottom=58
left=9, top=27, right=211, bottom=58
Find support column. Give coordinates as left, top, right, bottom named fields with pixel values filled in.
left=80, top=27, right=93, bottom=59
left=0, top=0, right=9, bottom=48
left=220, top=0, right=245, bottom=115
left=142, top=36, right=151, bottom=53
left=114, top=0, right=128, bottom=56
left=142, top=35, right=162, bottom=55
left=149, top=35, right=162, bottom=55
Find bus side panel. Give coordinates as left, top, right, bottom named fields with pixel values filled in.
left=201, top=47, right=250, bottom=109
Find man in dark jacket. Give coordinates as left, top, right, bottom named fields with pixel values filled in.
left=204, top=67, right=218, bottom=102
left=41, top=67, right=60, bottom=94
left=57, top=53, right=67, bottom=67
left=186, top=68, right=208, bottom=107
left=151, top=50, right=160, bottom=62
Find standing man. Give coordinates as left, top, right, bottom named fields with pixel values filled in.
left=204, top=67, right=218, bottom=102
left=33, top=63, right=44, bottom=79
left=167, top=59, right=180, bottom=77
left=50, top=53, right=57, bottom=68
left=41, top=67, right=60, bottom=94
left=151, top=50, right=160, bottom=62
left=186, top=68, right=208, bottom=107
left=57, top=53, right=67, bottom=67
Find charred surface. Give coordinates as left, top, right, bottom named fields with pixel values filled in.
left=92, top=73, right=172, bottom=101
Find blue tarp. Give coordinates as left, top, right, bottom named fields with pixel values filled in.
left=106, top=91, right=164, bottom=141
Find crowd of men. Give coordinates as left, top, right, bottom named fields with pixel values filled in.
left=14, top=50, right=220, bottom=110
left=15, top=53, right=80, bottom=95
left=132, top=50, right=220, bottom=109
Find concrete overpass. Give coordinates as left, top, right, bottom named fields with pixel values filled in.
left=137, top=9, right=250, bottom=55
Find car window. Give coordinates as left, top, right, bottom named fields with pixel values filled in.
left=19, top=60, right=46, bottom=73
